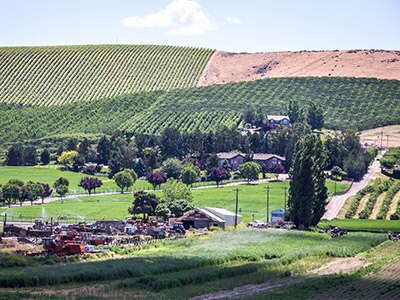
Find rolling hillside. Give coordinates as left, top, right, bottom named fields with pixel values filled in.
left=198, top=50, right=400, bottom=86
left=121, top=77, right=400, bottom=134
left=0, top=45, right=214, bottom=106
left=1, top=77, right=399, bottom=151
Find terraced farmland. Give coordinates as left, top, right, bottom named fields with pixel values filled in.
left=121, top=77, right=400, bottom=134
left=342, top=179, right=400, bottom=220
left=0, top=45, right=214, bottom=106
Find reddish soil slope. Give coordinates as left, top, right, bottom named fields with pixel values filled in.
left=198, top=50, right=400, bottom=86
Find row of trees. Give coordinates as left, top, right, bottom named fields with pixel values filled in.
left=1, top=180, right=53, bottom=207
left=5, top=144, right=50, bottom=166
left=0, top=176, right=107, bottom=207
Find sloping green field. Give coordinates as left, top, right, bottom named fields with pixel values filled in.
left=0, top=44, right=214, bottom=106
left=122, top=77, right=400, bottom=134
left=1, top=77, right=399, bottom=150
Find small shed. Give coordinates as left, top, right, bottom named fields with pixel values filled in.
left=177, top=208, right=225, bottom=229
left=271, top=209, right=285, bottom=223
left=204, top=207, right=242, bottom=227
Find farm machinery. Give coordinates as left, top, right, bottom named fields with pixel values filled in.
left=330, top=226, right=348, bottom=238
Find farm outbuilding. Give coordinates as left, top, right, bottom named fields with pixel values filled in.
left=204, top=207, right=242, bottom=227
left=271, top=209, right=285, bottom=223
left=177, top=208, right=225, bottom=229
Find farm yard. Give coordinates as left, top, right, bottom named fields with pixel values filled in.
left=1, top=4, right=399, bottom=298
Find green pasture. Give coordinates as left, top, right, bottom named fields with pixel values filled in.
left=0, top=166, right=152, bottom=194
left=318, top=219, right=400, bottom=233
left=0, top=180, right=350, bottom=223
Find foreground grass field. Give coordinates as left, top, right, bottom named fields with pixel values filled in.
left=319, top=219, right=400, bottom=233
left=0, top=180, right=349, bottom=223
left=0, top=229, right=387, bottom=299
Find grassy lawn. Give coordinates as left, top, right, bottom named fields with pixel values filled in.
left=1, top=180, right=350, bottom=223
left=0, top=166, right=152, bottom=194
left=0, top=229, right=386, bottom=299
left=318, top=219, right=400, bottom=233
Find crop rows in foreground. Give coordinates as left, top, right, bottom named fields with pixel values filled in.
left=342, top=179, right=400, bottom=220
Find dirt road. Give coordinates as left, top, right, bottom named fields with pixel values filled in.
left=190, top=256, right=370, bottom=300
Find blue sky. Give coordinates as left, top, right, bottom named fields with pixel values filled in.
left=1, top=0, right=399, bottom=52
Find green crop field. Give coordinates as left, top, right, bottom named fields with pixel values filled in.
left=122, top=77, right=400, bottom=134
left=318, top=219, right=400, bottom=233
left=0, top=45, right=214, bottom=106
left=0, top=91, right=160, bottom=148
left=0, top=229, right=386, bottom=299
left=1, top=77, right=398, bottom=150
left=338, top=178, right=400, bottom=220
left=0, top=179, right=349, bottom=223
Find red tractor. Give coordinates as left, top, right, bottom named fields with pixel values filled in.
left=42, top=232, right=85, bottom=255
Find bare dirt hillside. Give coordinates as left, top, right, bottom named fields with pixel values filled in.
left=360, top=125, right=400, bottom=148
left=198, top=50, right=400, bottom=86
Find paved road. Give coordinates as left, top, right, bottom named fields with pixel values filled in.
left=322, top=152, right=384, bottom=220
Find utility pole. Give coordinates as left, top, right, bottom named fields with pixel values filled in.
left=234, top=188, right=239, bottom=228
left=283, top=187, right=287, bottom=211
left=266, top=185, right=270, bottom=223
left=381, top=131, right=383, bottom=150
left=3, top=213, right=7, bottom=229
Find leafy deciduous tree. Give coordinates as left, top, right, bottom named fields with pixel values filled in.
left=239, top=162, right=260, bottom=183
left=146, top=171, right=167, bottom=190
left=128, top=191, right=159, bottom=222
left=113, top=170, right=137, bottom=193
left=79, top=177, right=103, bottom=195
left=209, top=167, right=230, bottom=187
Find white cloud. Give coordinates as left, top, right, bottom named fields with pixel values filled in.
left=122, top=0, right=216, bottom=36
left=226, top=16, right=241, bottom=25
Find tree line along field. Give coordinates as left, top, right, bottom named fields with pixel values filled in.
left=0, top=45, right=214, bottom=106
left=0, top=175, right=349, bottom=223
left=0, top=229, right=387, bottom=299
left=0, top=166, right=152, bottom=196
left=0, top=77, right=399, bottom=151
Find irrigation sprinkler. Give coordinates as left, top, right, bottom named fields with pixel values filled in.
left=266, top=185, right=270, bottom=223
left=283, top=187, right=287, bottom=211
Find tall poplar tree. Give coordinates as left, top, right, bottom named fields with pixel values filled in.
left=288, top=134, right=327, bottom=228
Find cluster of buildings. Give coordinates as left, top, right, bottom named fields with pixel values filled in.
left=216, top=152, right=286, bottom=171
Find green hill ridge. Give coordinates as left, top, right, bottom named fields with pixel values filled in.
left=1, top=77, right=399, bottom=152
